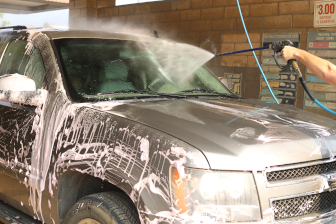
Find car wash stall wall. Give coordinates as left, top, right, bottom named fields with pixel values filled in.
left=69, top=0, right=336, bottom=118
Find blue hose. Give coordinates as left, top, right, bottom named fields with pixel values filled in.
left=314, top=100, right=336, bottom=115
left=299, top=76, right=336, bottom=115
left=236, top=0, right=279, bottom=104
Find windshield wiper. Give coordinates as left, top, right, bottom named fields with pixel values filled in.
left=100, top=89, right=187, bottom=99
left=176, top=88, right=240, bottom=99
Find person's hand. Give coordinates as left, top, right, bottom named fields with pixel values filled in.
left=281, top=46, right=298, bottom=62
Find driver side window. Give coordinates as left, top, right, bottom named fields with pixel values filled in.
left=0, top=40, right=46, bottom=89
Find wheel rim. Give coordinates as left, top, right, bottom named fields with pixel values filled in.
left=78, top=218, right=102, bottom=224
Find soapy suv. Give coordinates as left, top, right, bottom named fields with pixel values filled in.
left=1, top=26, right=336, bottom=224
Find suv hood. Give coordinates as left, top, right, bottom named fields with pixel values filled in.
left=91, top=98, right=336, bottom=171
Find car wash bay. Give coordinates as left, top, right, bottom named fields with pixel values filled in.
left=1, top=0, right=336, bottom=224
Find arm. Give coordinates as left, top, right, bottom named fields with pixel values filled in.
left=281, top=46, right=336, bottom=86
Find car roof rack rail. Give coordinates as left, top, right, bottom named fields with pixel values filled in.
left=0, top=25, right=27, bottom=31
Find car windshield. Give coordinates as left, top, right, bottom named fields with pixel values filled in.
left=54, top=38, right=232, bottom=100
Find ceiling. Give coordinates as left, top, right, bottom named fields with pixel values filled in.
left=0, top=0, right=69, bottom=14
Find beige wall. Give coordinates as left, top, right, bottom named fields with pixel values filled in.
left=69, top=0, right=336, bottom=109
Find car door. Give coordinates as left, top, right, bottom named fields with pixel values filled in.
left=0, top=37, right=47, bottom=216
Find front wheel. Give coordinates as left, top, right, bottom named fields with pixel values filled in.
left=63, top=192, right=141, bottom=224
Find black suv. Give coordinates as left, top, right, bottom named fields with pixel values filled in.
left=1, top=26, right=336, bottom=224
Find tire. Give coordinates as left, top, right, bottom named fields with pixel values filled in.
left=63, top=191, right=141, bottom=224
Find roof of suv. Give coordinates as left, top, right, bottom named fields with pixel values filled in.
left=35, top=29, right=157, bottom=42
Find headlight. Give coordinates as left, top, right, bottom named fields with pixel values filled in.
left=171, top=167, right=261, bottom=223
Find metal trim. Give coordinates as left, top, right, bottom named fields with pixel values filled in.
left=0, top=41, right=9, bottom=64
left=265, top=173, right=322, bottom=188
left=264, top=158, right=336, bottom=187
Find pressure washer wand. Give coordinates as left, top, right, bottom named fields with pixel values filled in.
left=216, top=39, right=336, bottom=115
left=215, top=45, right=270, bottom=57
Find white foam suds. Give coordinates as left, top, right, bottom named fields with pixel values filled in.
left=0, top=89, right=48, bottom=107
left=230, top=127, right=257, bottom=139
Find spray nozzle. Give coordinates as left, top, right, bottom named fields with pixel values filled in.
left=272, top=40, right=294, bottom=69
left=271, top=40, right=294, bottom=53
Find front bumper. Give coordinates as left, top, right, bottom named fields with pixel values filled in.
left=144, top=209, right=336, bottom=224
left=144, top=160, right=336, bottom=224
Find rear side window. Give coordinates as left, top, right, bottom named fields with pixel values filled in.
left=0, top=40, right=46, bottom=89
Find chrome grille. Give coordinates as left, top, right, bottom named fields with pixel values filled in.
left=272, top=191, right=336, bottom=220
left=267, top=161, right=336, bottom=181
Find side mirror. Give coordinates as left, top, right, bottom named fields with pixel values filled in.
left=0, top=74, right=47, bottom=107
left=0, top=73, right=36, bottom=91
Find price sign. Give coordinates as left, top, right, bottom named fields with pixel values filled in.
left=315, top=0, right=336, bottom=27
